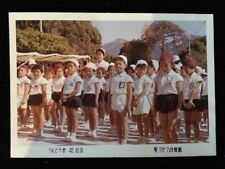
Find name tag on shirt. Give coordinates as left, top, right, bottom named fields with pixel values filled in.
left=119, top=82, right=126, bottom=88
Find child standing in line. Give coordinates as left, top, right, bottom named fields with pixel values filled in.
left=82, top=62, right=100, bottom=137
left=146, top=60, right=159, bottom=138
left=96, top=67, right=106, bottom=125
left=182, top=57, right=202, bottom=143
left=17, top=65, right=30, bottom=130
left=43, top=67, right=54, bottom=127
left=133, top=60, right=151, bottom=144
left=50, top=63, right=66, bottom=132
left=200, top=69, right=208, bottom=139
left=110, top=55, right=133, bottom=144
left=28, top=64, right=47, bottom=137
left=153, top=52, right=183, bottom=143
left=105, top=63, right=116, bottom=130
left=61, top=59, right=83, bottom=142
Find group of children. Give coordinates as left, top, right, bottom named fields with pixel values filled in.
left=17, top=48, right=209, bottom=144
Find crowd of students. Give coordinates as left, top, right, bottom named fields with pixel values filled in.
left=17, top=48, right=208, bottom=144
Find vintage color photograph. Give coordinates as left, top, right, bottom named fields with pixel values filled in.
left=9, top=13, right=215, bottom=157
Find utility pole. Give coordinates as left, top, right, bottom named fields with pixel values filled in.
left=40, top=20, right=43, bottom=32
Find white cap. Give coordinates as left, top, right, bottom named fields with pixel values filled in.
left=130, top=64, right=136, bottom=70
left=109, top=62, right=115, bottom=66
left=173, top=55, right=180, bottom=62
left=66, top=58, right=79, bottom=67
left=178, top=62, right=183, bottom=67
left=28, top=58, right=37, bottom=65
left=174, top=64, right=181, bottom=71
left=85, top=62, right=97, bottom=70
left=201, top=69, right=207, bottom=75
left=96, top=48, right=106, bottom=55
left=152, top=60, right=159, bottom=71
left=136, top=60, right=148, bottom=66
left=195, top=66, right=202, bottom=74
left=115, top=55, right=128, bottom=65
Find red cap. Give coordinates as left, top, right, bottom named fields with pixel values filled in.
left=96, top=66, right=105, bottom=73
left=54, top=63, right=64, bottom=70
left=160, top=52, right=173, bottom=62
left=44, top=67, right=54, bottom=74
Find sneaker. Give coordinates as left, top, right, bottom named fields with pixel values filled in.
left=121, top=139, right=127, bottom=144
left=29, top=131, right=39, bottom=137
left=38, top=130, right=44, bottom=137
left=91, top=130, right=97, bottom=138
left=45, top=120, right=52, bottom=127
left=63, top=132, right=71, bottom=142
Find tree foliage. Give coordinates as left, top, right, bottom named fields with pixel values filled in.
left=142, top=21, right=187, bottom=53
left=178, top=36, right=207, bottom=68
left=120, top=39, right=152, bottom=65
left=16, top=21, right=102, bottom=57
left=16, top=28, right=74, bottom=54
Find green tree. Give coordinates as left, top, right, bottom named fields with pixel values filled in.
left=120, top=39, right=152, bottom=65
left=16, top=28, right=74, bottom=54
left=16, top=20, right=102, bottom=58
left=179, top=36, right=207, bottom=68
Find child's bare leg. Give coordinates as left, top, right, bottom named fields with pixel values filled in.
left=168, top=110, right=178, bottom=143
left=158, top=112, right=169, bottom=143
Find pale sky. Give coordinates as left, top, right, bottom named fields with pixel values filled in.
left=92, top=21, right=206, bottom=44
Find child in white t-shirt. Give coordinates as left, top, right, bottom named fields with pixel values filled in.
left=17, top=65, right=30, bottom=130
left=96, top=67, right=106, bottom=125
left=50, top=63, right=66, bottom=132
left=154, top=52, right=183, bottom=143
left=28, top=64, right=47, bottom=137
left=82, top=62, right=99, bottom=137
left=133, top=60, right=151, bottom=144
left=182, top=57, right=202, bottom=143
left=43, top=67, right=54, bottom=127
left=61, top=59, right=83, bottom=142
left=110, top=55, right=133, bottom=144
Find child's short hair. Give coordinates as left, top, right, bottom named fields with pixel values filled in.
left=44, top=67, right=54, bottom=74
left=54, top=63, right=64, bottom=72
left=19, top=65, right=29, bottom=73
left=96, top=67, right=105, bottom=74
left=183, top=57, right=197, bottom=69
left=31, top=64, right=43, bottom=73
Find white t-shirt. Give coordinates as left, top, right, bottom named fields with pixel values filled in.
left=133, top=75, right=151, bottom=96
left=52, top=76, right=65, bottom=92
left=156, top=70, right=183, bottom=95
left=98, top=77, right=106, bottom=90
left=29, top=76, right=47, bottom=95
left=18, top=76, right=30, bottom=97
left=105, top=76, right=114, bottom=93
left=83, top=75, right=99, bottom=94
left=62, top=72, right=83, bottom=96
left=183, top=72, right=202, bottom=100
left=110, top=71, right=133, bottom=112
left=201, top=77, right=208, bottom=96
left=96, top=60, right=109, bottom=71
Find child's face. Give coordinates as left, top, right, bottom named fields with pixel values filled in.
left=108, top=66, right=116, bottom=77
left=85, top=68, right=94, bottom=78
left=136, top=66, right=147, bottom=78
left=126, top=69, right=133, bottom=77
left=66, top=62, right=77, bottom=75
left=32, top=69, right=42, bottom=79
left=96, top=51, right=104, bottom=62
left=115, top=59, right=126, bottom=74
left=97, top=70, right=104, bottom=78
left=183, top=65, right=194, bottom=75
left=18, top=67, right=27, bottom=78
left=147, top=66, right=154, bottom=76
left=55, top=68, right=64, bottom=78
left=160, top=60, right=172, bottom=74
left=44, top=72, right=53, bottom=80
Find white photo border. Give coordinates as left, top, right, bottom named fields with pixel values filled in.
left=9, top=13, right=215, bottom=157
